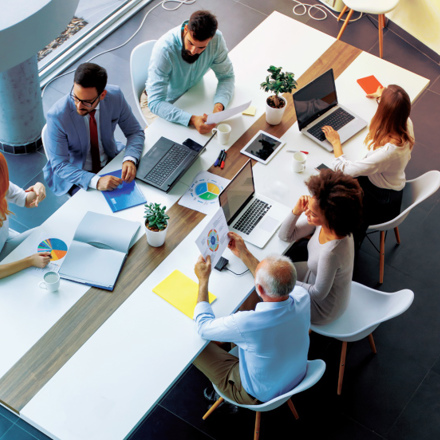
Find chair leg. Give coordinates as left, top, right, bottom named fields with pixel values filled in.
left=337, top=9, right=354, bottom=40
left=254, top=412, right=261, bottom=440
left=337, top=341, right=348, bottom=395
left=287, top=399, right=300, bottom=420
left=394, top=227, right=401, bottom=245
left=368, top=333, right=377, bottom=354
left=378, top=14, right=384, bottom=58
left=202, top=397, right=224, bottom=420
left=379, top=231, right=385, bottom=284
left=337, top=5, right=348, bottom=21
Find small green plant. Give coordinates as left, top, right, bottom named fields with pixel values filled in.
left=144, top=202, right=169, bottom=231
left=260, top=65, right=297, bottom=109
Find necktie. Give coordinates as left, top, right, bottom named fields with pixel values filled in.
left=89, top=110, right=101, bottom=174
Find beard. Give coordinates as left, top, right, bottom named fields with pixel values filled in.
left=181, top=48, right=200, bottom=64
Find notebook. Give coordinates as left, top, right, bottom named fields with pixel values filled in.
left=136, top=137, right=205, bottom=192
left=101, top=169, right=146, bottom=212
left=219, top=160, right=290, bottom=249
left=292, top=68, right=367, bottom=152
left=153, top=270, right=216, bottom=319
left=59, top=212, right=140, bottom=290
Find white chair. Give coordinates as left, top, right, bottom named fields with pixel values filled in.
left=311, top=281, right=414, bottom=395
left=202, top=350, right=326, bottom=440
left=41, top=124, right=49, bottom=160
left=129, top=40, right=157, bottom=127
left=366, top=170, right=440, bottom=284
left=337, top=0, right=400, bottom=58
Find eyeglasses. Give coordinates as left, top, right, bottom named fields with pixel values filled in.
left=70, top=88, right=100, bottom=108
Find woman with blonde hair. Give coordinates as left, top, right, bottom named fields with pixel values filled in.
left=0, top=152, right=51, bottom=278
left=322, top=84, right=414, bottom=228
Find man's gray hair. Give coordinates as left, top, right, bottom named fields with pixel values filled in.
left=255, top=255, right=297, bottom=298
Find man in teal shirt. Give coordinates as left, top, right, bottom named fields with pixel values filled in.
left=143, top=10, right=235, bottom=134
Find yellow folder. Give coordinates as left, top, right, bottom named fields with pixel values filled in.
left=153, top=270, right=216, bottom=319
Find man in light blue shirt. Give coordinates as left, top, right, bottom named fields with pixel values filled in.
left=144, top=10, right=235, bottom=133
left=193, top=231, right=310, bottom=404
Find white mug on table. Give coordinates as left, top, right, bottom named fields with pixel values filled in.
left=39, top=271, right=60, bottom=292
left=212, top=123, right=231, bottom=145
left=293, top=151, right=307, bottom=173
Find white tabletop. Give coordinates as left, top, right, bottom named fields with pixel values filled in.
left=5, top=11, right=430, bottom=440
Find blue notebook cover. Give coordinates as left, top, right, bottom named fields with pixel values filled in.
left=102, top=169, right=147, bottom=212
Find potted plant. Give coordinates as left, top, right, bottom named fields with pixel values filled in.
left=260, top=65, right=297, bottom=125
left=144, top=202, right=170, bottom=247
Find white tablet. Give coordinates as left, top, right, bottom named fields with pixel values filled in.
left=240, top=130, right=285, bottom=165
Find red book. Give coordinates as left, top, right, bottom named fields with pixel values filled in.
left=357, top=75, right=383, bottom=95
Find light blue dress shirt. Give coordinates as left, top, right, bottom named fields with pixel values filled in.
left=146, top=23, right=235, bottom=126
left=194, top=286, right=311, bottom=402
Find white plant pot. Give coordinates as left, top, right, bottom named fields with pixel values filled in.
left=144, top=223, right=168, bottom=247
left=265, top=95, right=287, bottom=125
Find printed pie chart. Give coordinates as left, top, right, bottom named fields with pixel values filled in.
left=195, top=182, right=221, bottom=201
left=38, top=238, right=68, bottom=261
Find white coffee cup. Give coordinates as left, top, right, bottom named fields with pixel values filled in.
left=293, top=151, right=307, bottom=173
left=39, top=271, right=60, bottom=292
left=212, top=123, right=231, bottom=145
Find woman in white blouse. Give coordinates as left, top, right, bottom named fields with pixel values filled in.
left=322, top=85, right=414, bottom=231
left=0, top=153, right=51, bottom=278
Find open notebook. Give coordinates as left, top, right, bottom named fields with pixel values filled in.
left=59, top=212, right=140, bottom=290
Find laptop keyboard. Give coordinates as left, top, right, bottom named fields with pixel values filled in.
left=307, top=107, right=354, bottom=142
left=234, top=199, right=271, bottom=235
left=144, top=144, right=191, bottom=186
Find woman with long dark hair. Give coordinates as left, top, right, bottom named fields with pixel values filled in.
left=0, top=153, right=51, bottom=278
left=323, top=85, right=414, bottom=227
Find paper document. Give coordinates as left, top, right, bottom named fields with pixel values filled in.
left=178, top=171, right=230, bottom=215
left=195, top=208, right=229, bottom=267
left=153, top=270, right=216, bottom=319
left=206, top=101, right=252, bottom=125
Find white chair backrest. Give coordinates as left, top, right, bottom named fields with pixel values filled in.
left=130, top=40, right=157, bottom=103
left=369, top=170, right=440, bottom=230
left=311, top=281, right=414, bottom=340
left=41, top=124, right=49, bottom=160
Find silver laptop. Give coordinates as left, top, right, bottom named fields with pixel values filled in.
left=219, top=161, right=290, bottom=249
left=293, top=68, right=367, bottom=152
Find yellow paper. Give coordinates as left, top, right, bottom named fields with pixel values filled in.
left=242, top=105, right=256, bottom=116
left=153, top=270, right=216, bottom=319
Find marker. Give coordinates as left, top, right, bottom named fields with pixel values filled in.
left=220, top=151, right=227, bottom=169
left=286, top=149, right=309, bottom=154
left=214, top=149, right=224, bottom=167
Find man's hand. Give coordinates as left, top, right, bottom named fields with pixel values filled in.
left=190, top=114, right=216, bottom=134
left=25, top=182, right=46, bottom=207
left=227, top=231, right=248, bottom=259
left=195, top=255, right=211, bottom=282
left=121, top=160, right=137, bottom=182
left=31, top=252, right=51, bottom=268
left=213, top=103, right=224, bottom=113
left=292, top=195, right=310, bottom=216
left=97, top=175, right=122, bottom=191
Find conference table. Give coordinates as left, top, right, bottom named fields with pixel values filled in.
left=0, top=12, right=429, bottom=440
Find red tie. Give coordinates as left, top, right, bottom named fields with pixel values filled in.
left=89, top=110, right=101, bottom=174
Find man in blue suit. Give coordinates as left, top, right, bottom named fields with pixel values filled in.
left=43, top=63, right=145, bottom=196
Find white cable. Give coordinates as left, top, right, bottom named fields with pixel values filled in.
left=41, top=0, right=196, bottom=98
left=291, top=1, right=363, bottom=23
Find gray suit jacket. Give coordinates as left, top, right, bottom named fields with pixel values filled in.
left=43, top=85, right=144, bottom=195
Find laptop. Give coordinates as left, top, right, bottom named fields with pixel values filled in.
left=219, top=160, right=290, bottom=249
left=293, top=68, right=367, bottom=152
left=136, top=137, right=206, bottom=192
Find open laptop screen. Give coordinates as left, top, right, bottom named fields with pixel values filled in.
left=293, top=69, right=338, bottom=131
left=219, top=161, right=255, bottom=224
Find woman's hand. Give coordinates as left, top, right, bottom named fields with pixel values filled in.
left=292, top=195, right=310, bottom=216
left=25, top=182, right=46, bottom=207
left=366, top=85, right=384, bottom=101
left=30, top=252, right=51, bottom=268
left=322, top=126, right=340, bottom=146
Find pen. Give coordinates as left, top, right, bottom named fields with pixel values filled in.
left=286, top=149, right=309, bottom=154
left=220, top=151, right=227, bottom=169
left=204, top=131, right=217, bottom=148
left=214, top=149, right=224, bottom=167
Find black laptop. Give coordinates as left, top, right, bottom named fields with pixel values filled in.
left=136, top=137, right=205, bottom=192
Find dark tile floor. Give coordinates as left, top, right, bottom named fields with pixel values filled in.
left=1, top=0, right=440, bottom=439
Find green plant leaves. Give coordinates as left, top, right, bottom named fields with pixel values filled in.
left=260, top=65, right=297, bottom=97
left=144, top=202, right=169, bottom=231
